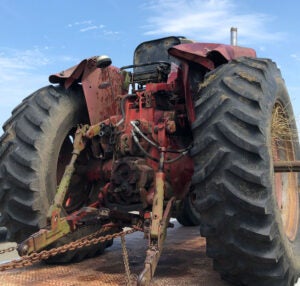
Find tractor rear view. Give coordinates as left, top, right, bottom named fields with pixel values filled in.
left=0, top=30, right=300, bottom=285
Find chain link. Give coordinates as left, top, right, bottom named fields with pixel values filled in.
left=0, top=246, right=17, bottom=255
left=121, top=234, right=138, bottom=286
left=0, top=226, right=138, bottom=272
left=121, top=235, right=131, bottom=285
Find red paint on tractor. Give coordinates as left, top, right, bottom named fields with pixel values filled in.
left=169, top=43, right=256, bottom=68
left=48, top=40, right=255, bottom=207
left=81, top=61, right=125, bottom=125
left=50, top=57, right=126, bottom=125
left=49, top=59, right=87, bottom=88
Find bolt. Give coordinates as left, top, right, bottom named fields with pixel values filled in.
left=19, top=244, right=29, bottom=256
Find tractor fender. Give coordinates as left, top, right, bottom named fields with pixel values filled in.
left=169, top=43, right=256, bottom=69
left=49, top=57, right=125, bottom=125
left=168, top=43, right=256, bottom=123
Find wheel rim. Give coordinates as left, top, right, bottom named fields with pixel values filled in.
left=272, top=102, right=299, bottom=241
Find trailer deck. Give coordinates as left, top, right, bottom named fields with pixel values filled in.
left=0, top=221, right=228, bottom=286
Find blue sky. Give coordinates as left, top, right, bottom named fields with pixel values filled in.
left=0, top=0, right=300, bottom=130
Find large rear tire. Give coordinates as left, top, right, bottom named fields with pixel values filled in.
left=192, top=57, right=300, bottom=285
left=0, top=85, right=112, bottom=262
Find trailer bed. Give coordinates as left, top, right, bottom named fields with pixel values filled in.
left=0, top=221, right=228, bottom=286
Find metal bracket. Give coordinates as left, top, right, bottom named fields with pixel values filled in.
left=137, top=196, right=175, bottom=285
left=17, top=211, right=71, bottom=256
left=47, top=125, right=89, bottom=219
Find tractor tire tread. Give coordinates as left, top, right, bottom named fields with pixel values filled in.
left=192, top=57, right=300, bottom=285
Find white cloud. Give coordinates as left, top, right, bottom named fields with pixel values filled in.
left=75, top=20, right=92, bottom=26
left=0, top=48, right=49, bottom=71
left=67, top=20, right=107, bottom=33
left=103, top=30, right=119, bottom=36
left=259, top=46, right=266, bottom=52
left=66, top=20, right=119, bottom=37
left=142, top=0, right=284, bottom=44
left=79, top=25, right=106, bottom=33
left=80, top=25, right=98, bottom=32
left=291, top=54, right=300, bottom=61
left=0, top=49, right=48, bottom=130
left=0, top=47, right=49, bottom=99
left=67, top=20, right=93, bottom=28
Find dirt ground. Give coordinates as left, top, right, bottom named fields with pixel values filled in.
left=0, top=221, right=229, bottom=286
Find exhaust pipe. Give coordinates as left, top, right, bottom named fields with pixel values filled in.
left=230, top=27, right=237, bottom=46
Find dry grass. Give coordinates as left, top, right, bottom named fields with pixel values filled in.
left=271, top=103, right=298, bottom=152
left=198, top=74, right=217, bottom=91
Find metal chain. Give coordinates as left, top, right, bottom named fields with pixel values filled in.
left=0, top=246, right=17, bottom=255
left=121, top=234, right=138, bottom=286
left=0, top=226, right=138, bottom=272
left=121, top=235, right=131, bottom=285
left=0, top=225, right=114, bottom=259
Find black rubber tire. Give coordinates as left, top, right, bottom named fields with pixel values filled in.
left=176, top=188, right=201, bottom=226
left=45, top=223, right=117, bottom=264
left=0, top=85, right=113, bottom=262
left=191, top=57, right=300, bottom=285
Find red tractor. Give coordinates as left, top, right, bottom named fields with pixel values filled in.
left=0, top=31, right=300, bottom=285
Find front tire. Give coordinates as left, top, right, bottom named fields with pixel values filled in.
left=191, top=57, right=300, bottom=285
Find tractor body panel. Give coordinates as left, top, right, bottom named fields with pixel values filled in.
left=50, top=58, right=125, bottom=125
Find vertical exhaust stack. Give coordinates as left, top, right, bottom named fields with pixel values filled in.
left=230, top=27, right=238, bottom=46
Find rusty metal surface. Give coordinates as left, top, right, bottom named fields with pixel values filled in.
left=169, top=43, right=257, bottom=69
left=49, top=59, right=87, bottom=87
left=0, top=221, right=229, bottom=286
left=49, top=58, right=124, bottom=125
left=81, top=63, right=123, bottom=125
left=274, top=160, right=300, bottom=172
